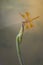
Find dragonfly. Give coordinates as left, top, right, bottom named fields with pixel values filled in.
left=19, top=12, right=40, bottom=29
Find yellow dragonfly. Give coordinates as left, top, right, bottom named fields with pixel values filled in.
left=19, top=12, right=40, bottom=29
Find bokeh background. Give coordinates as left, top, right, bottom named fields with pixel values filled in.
left=0, top=0, right=43, bottom=65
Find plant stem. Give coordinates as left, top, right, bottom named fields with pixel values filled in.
left=16, top=38, right=24, bottom=65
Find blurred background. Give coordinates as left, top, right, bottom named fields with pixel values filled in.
left=0, top=0, right=43, bottom=65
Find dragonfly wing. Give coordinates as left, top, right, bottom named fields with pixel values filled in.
left=29, top=23, right=34, bottom=28
left=31, top=16, right=40, bottom=21
left=24, top=23, right=29, bottom=29
left=19, top=13, right=26, bottom=19
left=24, top=23, right=34, bottom=29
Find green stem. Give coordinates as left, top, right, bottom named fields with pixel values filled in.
left=16, top=23, right=24, bottom=65
left=16, top=39, right=24, bottom=65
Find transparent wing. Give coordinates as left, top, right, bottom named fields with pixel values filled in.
left=24, top=22, right=34, bottom=29
left=19, top=13, right=26, bottom=19
left=29, top=23, right=34, bottom=28
left=19, top=12, right=30, bottom=20
left=31, top=16, right=40, bottom=21
left=24, top=23, right=29, bottom=29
